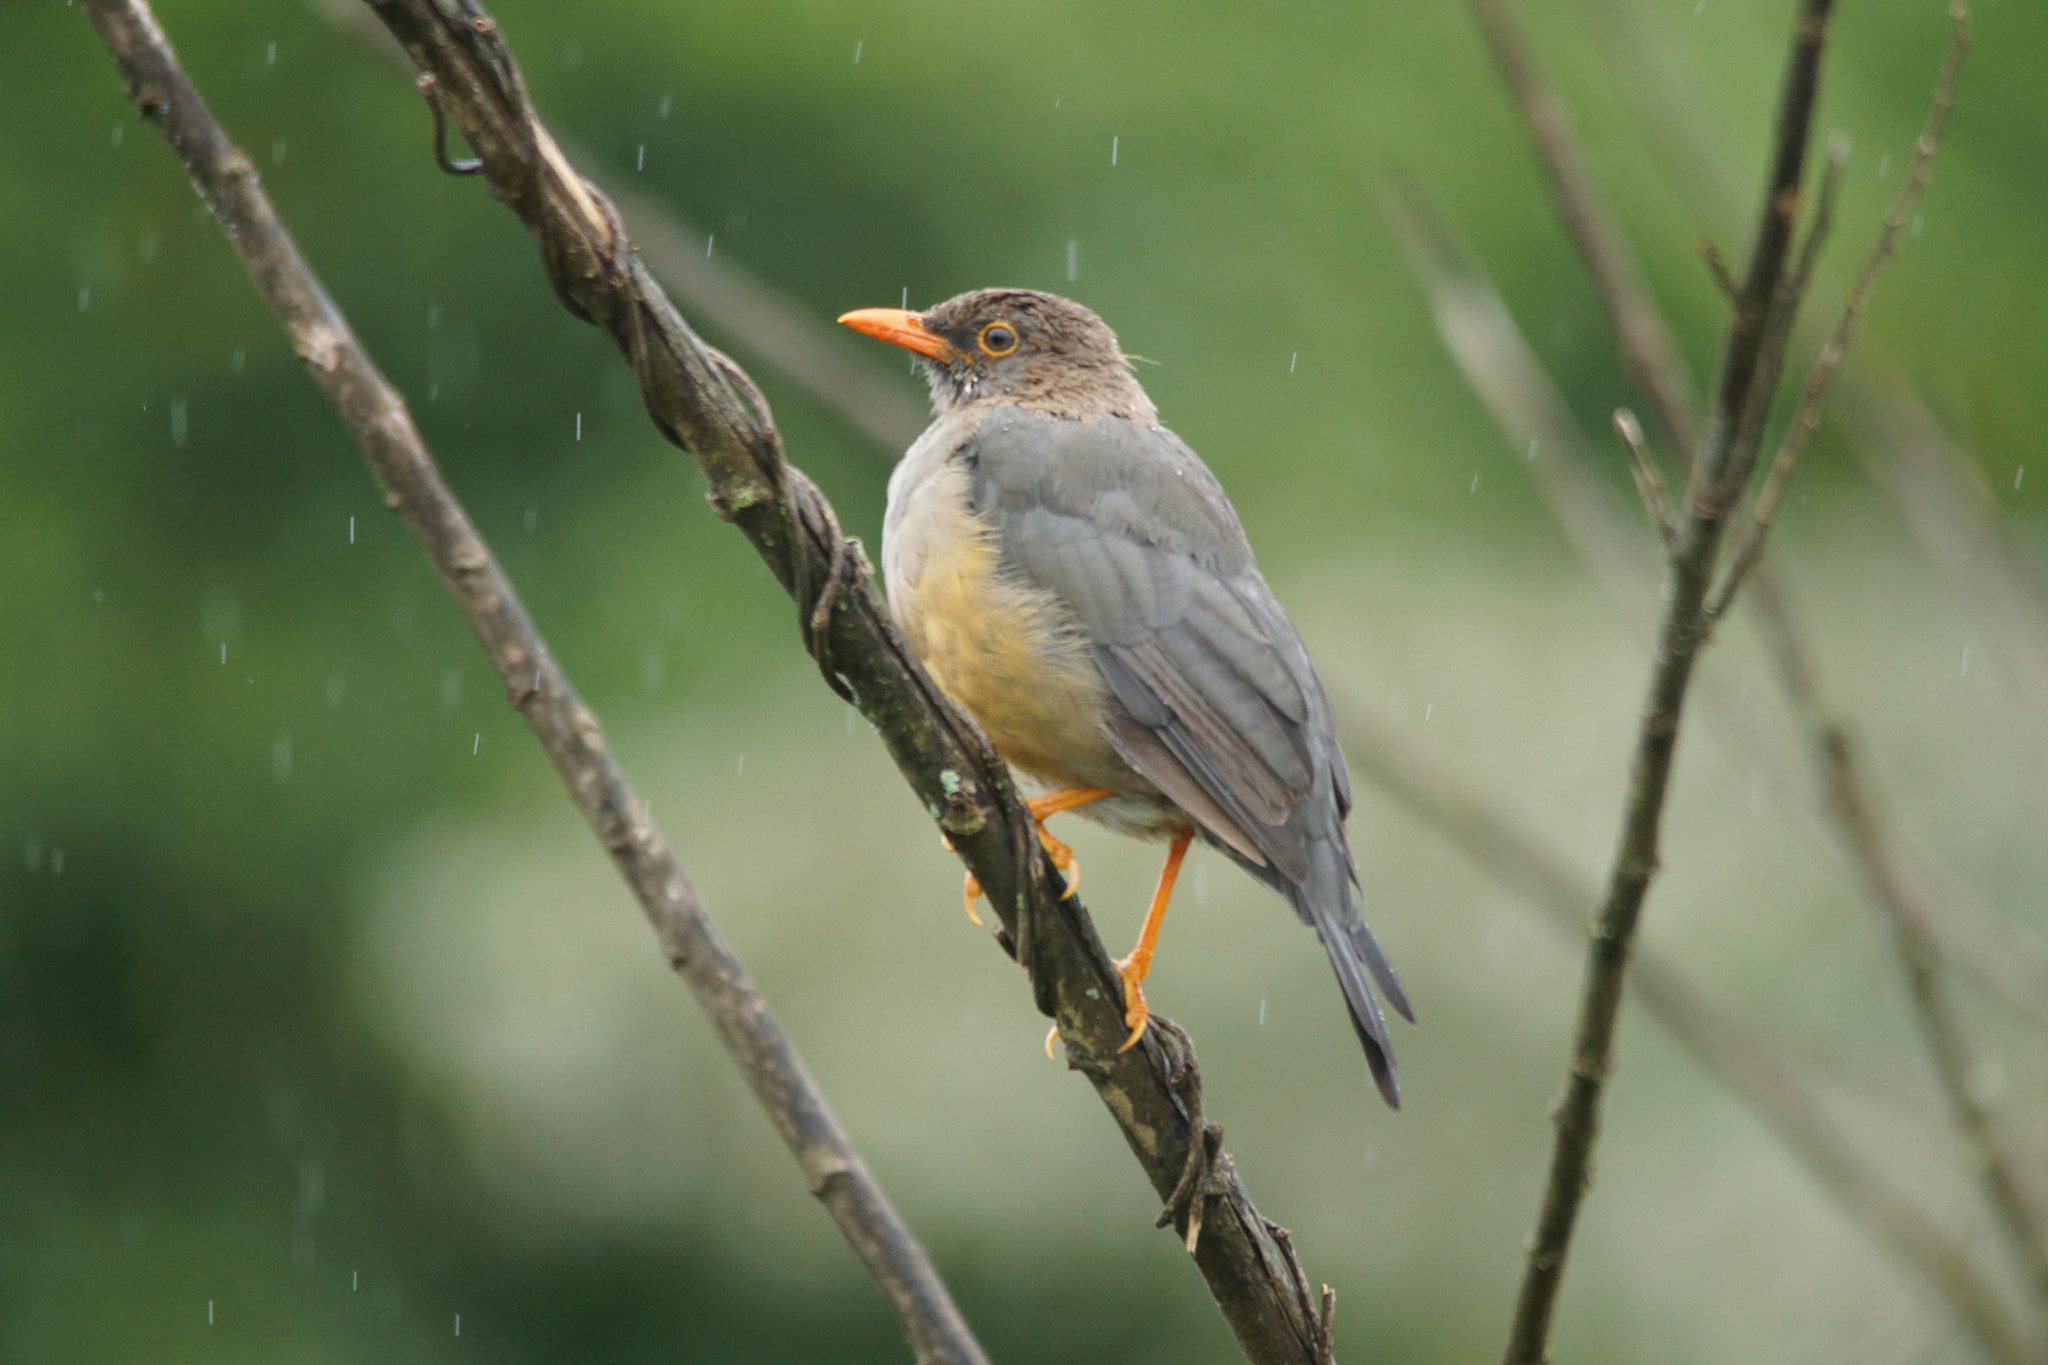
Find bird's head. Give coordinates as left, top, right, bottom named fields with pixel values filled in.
left=838, top=288, right=1157, bottom=423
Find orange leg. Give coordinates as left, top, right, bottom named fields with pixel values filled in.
left=960, top=787, right=1115, bottom=924
left=1114, top=827, right=1195, bottom=1053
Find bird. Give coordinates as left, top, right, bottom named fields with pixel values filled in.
left=838, top=288, right=1412, bottom=1106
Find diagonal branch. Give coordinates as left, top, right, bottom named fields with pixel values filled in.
left=340, top=1, right=1342, bottom=1360
left=1337, top=703, right=2038, bottom=1365
left=1498, top=3, right=1838, bottom=1359
left=1748, top=571, right=2048, bottom=1327
left=81, top=3, right=987, bottom=1361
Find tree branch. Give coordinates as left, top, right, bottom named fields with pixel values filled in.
left=1747, top=571, right=2048, bottom=1330
left=1337, top=704, right=2038, bottom=1365
left=81, top=3, right=988, bottom=1361
left=1711, top=8, right=1969, bottom=620
left=1497, top=3, right=1838, bottom=1359
left=335, top=1, right=1340, bottom=1359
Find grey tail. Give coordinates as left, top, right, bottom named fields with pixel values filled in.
left=1292, top=836, right=1412, bottom=1110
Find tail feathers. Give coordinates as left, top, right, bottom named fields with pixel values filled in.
left=1295, top=836, right=1410, bottom=1110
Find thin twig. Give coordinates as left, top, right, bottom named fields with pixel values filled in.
left=79, top=4, right=987, bottom=1361
left=1498, top=3, right=1838, bottom=1359
left=351, top=2, right=1342, bottom=1360
left=1384, top=153, right=2038, bottom=1363
left=1613, top=408, right=1677, bottom=550
left=1337, top=702, right=2039, bottom=1365
left=1748, top=571, right=2048, bottom=1327
left=1699, top=236, right=1741, bottom=304
left=1711, top=8, right=1970, bottom=621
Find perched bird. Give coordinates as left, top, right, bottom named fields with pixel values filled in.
left=839, top=289, right=1412, bottom=1106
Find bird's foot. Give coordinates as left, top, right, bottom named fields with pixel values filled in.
left=1025, top=787, right=1113, bottom=899
left=1033, top=824, right=1080, bottom=899
left=942, top=833, right=987, bottom=926
left=1112, top=953, right=1152, bottom=1052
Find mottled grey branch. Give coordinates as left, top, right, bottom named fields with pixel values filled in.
left=353, top=0, right=1344, bottom=1359
left=82, top=2, right=984, bottom=1360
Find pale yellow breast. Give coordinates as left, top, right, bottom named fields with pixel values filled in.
left=884, top=457, right=1131, bottom=791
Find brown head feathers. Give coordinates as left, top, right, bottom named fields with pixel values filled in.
left=912, top=289, right=1159, bottom=425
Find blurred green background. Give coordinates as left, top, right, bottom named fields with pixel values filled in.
left=5, top=0, right=2046, bottom=1360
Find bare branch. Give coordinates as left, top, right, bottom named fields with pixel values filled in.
left=1747, top=571, right=2048, bottom=1326
left=330, top=1, right=1336, bottom=1358
left=1613, top=408, right=1677, bottom=551
left=1337, top=703, right=2040, bottom=1365
left=80, top=3, right=987, bottom=1361
left=1499, top=3, right=1839, bottom=1358
left=1711, top=8, right=1971, bottom=621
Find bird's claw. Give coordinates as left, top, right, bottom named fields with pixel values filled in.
left=1114, top=953, right=1152, bottom=1052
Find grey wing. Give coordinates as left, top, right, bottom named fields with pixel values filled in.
left=968, top=411, right=1411, bottom=1104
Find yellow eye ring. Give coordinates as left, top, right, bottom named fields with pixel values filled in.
left=977, top=321, right=1020, bottom=357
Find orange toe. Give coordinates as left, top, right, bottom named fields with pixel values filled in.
left=1113, top=955, right=1152, bottom=1052
left=962, top=870, right=985, bottom=927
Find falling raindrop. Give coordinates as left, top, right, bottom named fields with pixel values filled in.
left=658, top=95, right=671, bottom=118
left=1469, top=473, right=1481, bottom=493
left=1065, top=238, right=1079, bottom=282
left=705, top=234, right=715, bottom=257
left=231, top=346, right=247, bottom=373
left=454, top=1315, right=461, bottom=1338
left=220, top=643, right=227, bottom=664
left=900, top=286, right=909, bottom=309
left=208, top=1302, right=215, bottom=1326
left=1110, top=136, right=1119, bottom=166
left=266, top=41, right=277, bottom=65
left=524, top=506, right=538, bottom=532
left=1424, top=702, right=1433, bottom=721
left=1289, top=352, right=1298, bottom=374
left=472, top=734, right=480, bottom=756
left=2016, top=467, right=2026, bottom=491
left=575, top=412, right=583, bottom=441
left=348, top=516, right=355, bottom=544
left=1527, top=438, right=1540, bottom=460
left=273, top=733, right=293, bottom=783
left=1878, top=152, right=1892, bottom=178
left=636, top=144, right=645, bottom=171
left=737, top=753, right=746, bottom=776
left=1259, top=998, right=1268, bottom=1026
left=77, top=286, right=91, bottom=312
left=170, top=396, right=188, bottom=447
left=1960, top=645, right=1970, bottom=676
left=853, top=40, right=862, bottom=62
left=426, top=302, right=440, bottom=329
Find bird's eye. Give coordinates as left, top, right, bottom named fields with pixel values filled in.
left=977, top=322, right=1019, bottom=357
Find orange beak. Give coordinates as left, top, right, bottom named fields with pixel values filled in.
left=837, top=307, right=959, bottom=362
